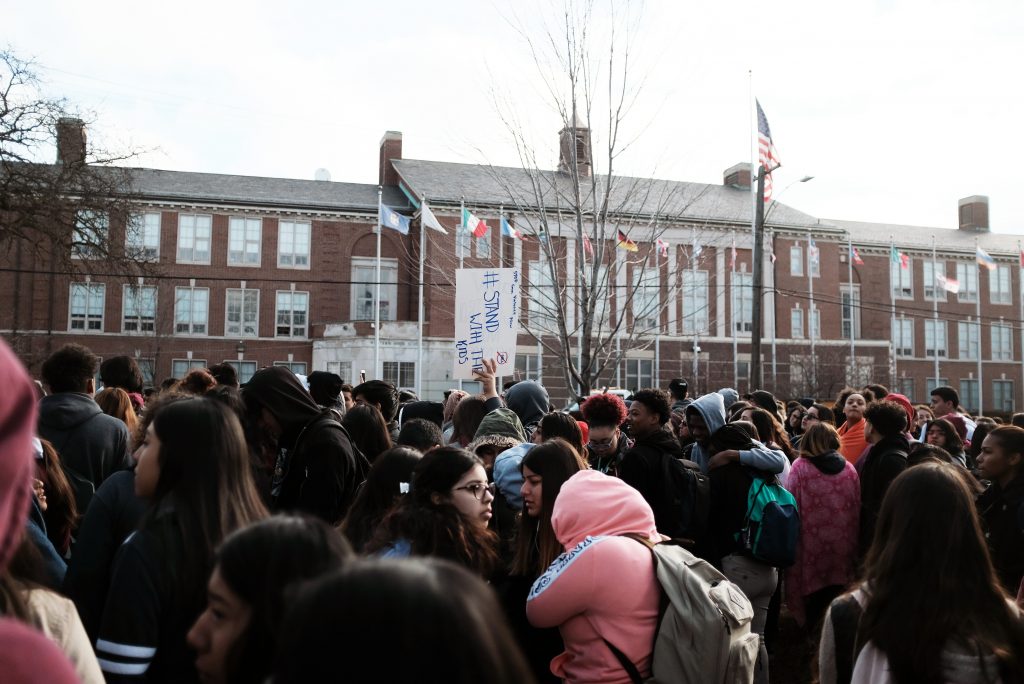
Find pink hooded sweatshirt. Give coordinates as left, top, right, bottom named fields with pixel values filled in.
left=526, top=470, right=660, bottom=684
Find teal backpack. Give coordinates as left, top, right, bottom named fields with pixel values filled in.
left=737, top=475, right=800, bottom=568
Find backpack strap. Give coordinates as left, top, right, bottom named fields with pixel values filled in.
left=602, top=638, right=644, bottom=684
left=742, top=477, right=770, bottom=528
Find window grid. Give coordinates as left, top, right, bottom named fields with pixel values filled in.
left=383, top=361, right=416, bottom=388
left=528, top=260, right=556, bottom=329
left=956, top=263, right=978, bottom=302
left=893, top=318, right=914, bottom=357
left=959, top=379, right=979, bottom=414
left=171, top=359, right=207, bottom=378
left=274, top=361, right=308, bottom=376
left=924, top=319, right=948, bottom=358
left=624, top=359, right=654, bottom=391
left=177, top=214, right=212, bottom=264
left=70, top=283, right=105, bottom=332
left=681, top=270, right=708, bottom=335
left=122, top=285, right=157, bottom=333
left=923, top=261, right=947, bottom=301
left=174, top=287, right=209, bottom=335
left=990, top=265, right=1011, bottom=304
left=891, top=258, right=913, bottom=299
left=474, top=232, right=491, bottom=259
left=958, top=321, right=980, bottom=360
left=126, top=213, right=161, bottom=260
left=72, top=210, right=109, bottom=260
left=226, top=289, right=260, bottom=338
left=351, top=258, right=397, bottom=321
left=791, top=307, right=804, bottom=339
left=789, top=245, right=803, bottom=277
left=276, top=291, right=309, bottom=338
left=228, top=217, right=262, bottom=266
left=227, top=360, right=258, bottom=384
left=278, top=220, right=311, bottom=268
left=514, top=354, right=542, bottom=381
left=840, top=285, right=861, bottom=339
left=326, top=361, right=353, bottom=385
left=632, top=267, right=660, bottom=330
left=732, top=272, right=753, bottom=334
left=992, top=324, right=1013, bottom=360
left=993, top=380, right=1015, bottom=413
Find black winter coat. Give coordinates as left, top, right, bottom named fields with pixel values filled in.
left=976, top=474, right=1024, bottom=594
left=858, top=434, right=909, bottom=557
left=619, top=426, right=687, bottom=537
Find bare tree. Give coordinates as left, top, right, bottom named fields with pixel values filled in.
left=0, top=49, right=149, bottom=278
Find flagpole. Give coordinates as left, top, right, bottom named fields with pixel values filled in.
left=769, top=228, right=777, bottom=390
left=848, top=233, right=856, bottom=376
left=691, top=228, right=700, bottom=391
left=890, top=235, right=898, bottom=389
left=976, top=237, right=983, bottom=415
left=375, top=186, right=382, bottom=381
left=417, top=199, right=426, bottom=397
left=731, top=230, right=738, bottom=390
left=931, top=235, right=940, bottom=392
left=496, top=205, right=504, bottom=394
left=458, top=197, right=465, bottom=393
left=1018, top=240, right=1023, bottom=415
left=808, top=230, right=816, bottom=394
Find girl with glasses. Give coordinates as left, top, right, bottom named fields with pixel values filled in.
left=366, top=447, right=500, bottom=578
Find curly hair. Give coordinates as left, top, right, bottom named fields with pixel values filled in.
left=581, top=393, right=628, bottom=429
left=180, top=368, right=217, bottom=395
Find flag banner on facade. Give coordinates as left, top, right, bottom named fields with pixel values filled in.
left=582, top=232, right=593, bottom=256
left=453, top=268, right=520, bottom=380
left=890, top=245, right=909, bottom=270
left=461, top=208, right=489, bottom=238
left=756, top=99, right=781, bottom=202
left=976, top=246, right=996, bottom=271
left=936, top=273, right=961, bottom=294
left=499, top=216, right=521, bottom=239
left=809, top=239, right=820, bottom=270
left=418, top=201, right=448, bottom=234
left=851, top=246, right=865, bottom=265
left=617, top=230, right=638, bottom=252
left=656, top=238, right=669, bottom=257
left=380, top=205, right=410, bottom=235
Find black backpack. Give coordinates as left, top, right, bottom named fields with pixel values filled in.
left=659, top=449, right=710, bottom=547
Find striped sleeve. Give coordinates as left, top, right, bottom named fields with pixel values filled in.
left=96, top=534, right=161, bottom=681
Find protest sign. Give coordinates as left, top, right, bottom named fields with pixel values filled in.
left=453, top=268, right=520, bottom=379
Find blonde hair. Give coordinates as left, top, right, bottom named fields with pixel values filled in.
left=95, top=386, right=139, bottom=434
left=799, top=422, right=840, bottom=458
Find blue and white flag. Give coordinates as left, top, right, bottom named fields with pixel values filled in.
left=380, top=204, right=410, bottom=235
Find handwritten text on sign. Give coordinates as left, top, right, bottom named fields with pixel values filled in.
left=453, top=268, right=520, bottom=379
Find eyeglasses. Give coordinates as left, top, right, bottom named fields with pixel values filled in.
left=588, top=438, right=615, bottom=450
left=802, top=413, right=819, bottom=422
left=452, top=482, right=496, bottom=501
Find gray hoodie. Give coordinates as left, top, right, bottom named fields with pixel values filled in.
left=685, top=392, right=788, bottom=476
left=37, top=393, right=131, bottom=492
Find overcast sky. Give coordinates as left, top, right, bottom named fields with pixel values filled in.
left=6, top=0, right=1022, bottom=232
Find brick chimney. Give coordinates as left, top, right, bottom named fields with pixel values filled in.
left=958, top=196, right=989, bottom=232
left=379, top=131, right=402, bottom=186
left=56, top=117, right=87, bottom=165
left=724, top=163, right=752, bottom=190
left=557, top=112, right=592, bottom=178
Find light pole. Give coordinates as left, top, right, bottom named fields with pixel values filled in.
left=750, top=173, right=813, bottom=391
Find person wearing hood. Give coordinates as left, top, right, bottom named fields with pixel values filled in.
left=307, top=371, right=345, bottom=417
left=243, top=367, right=369, bottom=525
left=468, top=407, right=527, bottom=559
left=527, top=470, right=661, bottom=684
left=717, top=387, right=740, bottom=413
left=683, top=392, right=789, bottom=478
left=785, top=423, right=860, bottom=638
left=858, top=401, right=910, bottom=558
left=504, top=381, right=550, bottom=440
left=37, top=344, right=132, bottom=511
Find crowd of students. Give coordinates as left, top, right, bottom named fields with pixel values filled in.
left=1, top=339, right=1023, bottom=683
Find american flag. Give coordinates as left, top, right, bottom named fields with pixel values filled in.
left=757, top=99, right=781, bottom=203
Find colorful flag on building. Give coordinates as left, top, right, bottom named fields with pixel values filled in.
left=936, top=273, right=960, bottom=294
left=461, top=208, right=489, bottom=238
left=418, top=201, right=448, bottom=234
left=656, top=238, right=669, bottom=257
left=379, top=204, right=410, bottom=235
left=850, top=246, right=864, bottom=265
left=756, top=99, right=781, bottom=202
left=617, top=230, right=638, bottom=252
left=890, top=245, right=909, bottom=270
left=499, top=216, right=521, bottom=239
left=976, top=246, right=996, bottom=271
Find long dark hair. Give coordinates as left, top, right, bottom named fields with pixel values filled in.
left=273, top=558, right=536, bottom=684
left=510, top=439, right=588, bottom=577
left=537, top=413, right=584, bottom=454
left=339, top=447, right=422, bottom=552
left=147, top=398, right=268, bottom=600
left=926, top=418, right=963, bottom=454
left=365, top=447, right=499, bottom=576
left=860, top=463, right=1024, bottom=681
left=741, top=407, right=795, bottom=461
left=450, top=397, right=486, bottom=447
left=341, top=404, right=392, bottom=463
left=214, top=515, right=352, bottom=684
left=36, top=439, right=78, bottom=556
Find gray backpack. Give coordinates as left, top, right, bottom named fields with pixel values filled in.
left=604, top=538, right=759, bottom=684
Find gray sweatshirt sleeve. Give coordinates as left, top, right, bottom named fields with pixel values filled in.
left=738, top=442, right=787, bottom=474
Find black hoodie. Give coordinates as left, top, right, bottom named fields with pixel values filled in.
left=244, top=368, right=368, bottom=524
left=619, top=425, right=688, bottom=537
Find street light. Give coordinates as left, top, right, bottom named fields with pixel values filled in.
left=750, top=172, right=814, bottom=391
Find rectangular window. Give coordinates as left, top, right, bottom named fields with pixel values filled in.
left=351, top=257, right=397, bottom=321
left=326, top=361, right=353, bottom=384
left=137, top=359, right=156, bottom=386
left=278, top=220, right=311, bottom=268
left=624, top=359, right=654, bottom=391
left=72, top=210, right=109, bottom=259
left=924, top=319, right=948, bottom=358
left=126, top=212, right=160, bottom=260
left=808, top=241, right=821, bottom=277
left=528, top=259, right=555, bottom=329
left=992, top=324, right=1013, bottom=361
left=177, top=214, right=212, bottom=264
left=891, top=257, right=913, bottom=299
left=383, top=361, right=415, bottom=388
left=923, top=260, right=946, bottom=301
left=591, top=263, right=611, bottom=330
left=791, top=307, right=804, bottom=338
left=226, top=289, right=260, bottom=338
left=840, top=285, right=861, bottom=338
left=456, top=225, right=472, bottom=259
left=276, top=291, right=309, bottom=338
left=893, top=318, right=914, bottom=357
left=122, top=285, right=157, bottom=333
left=632, top=267, right=660, bottom=330
left=991, top=264, right=1011, bottom=304
left=514, top=354, right=542, bottom=382
left=174, top=287, right=209, bottom=335
left=926, top=377, right=950, bottom=396
left=898, top=377, right=915, bottom=401
left=228, top=217, right=262, bottom=266
left=956, top=262, right=978, bottom=302
left=958, top=320, right=980, bottom=360
left=993, top=380, right=1015, bottom=413
left=731, top=272, right=753, bottom=334
left=171, top=359, right=206, bottom=378
left=227, top=360, right=258, bottom=384
left=810, top=305, right=821, bottom=338
left=69, top=283, right=105, bottom=332
left=274, top=361, right=308, bottom=376
left=681, top=270, right=708, bottom=335
left=789, top=245, right=803, bottom=277
left=959, top=379, right=979, bottom=414
left=475, top=231, right=491, bottom=259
